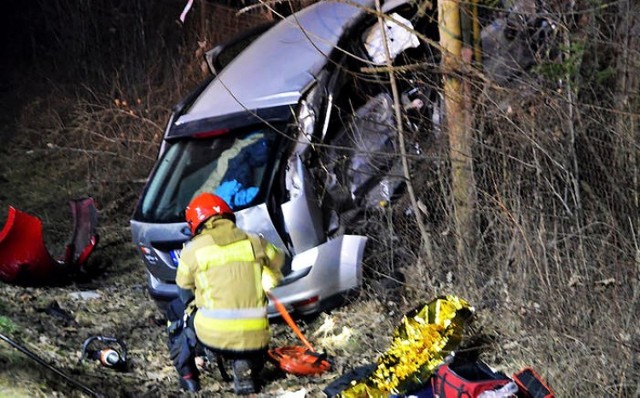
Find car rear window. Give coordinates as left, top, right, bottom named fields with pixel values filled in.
left=137, top=125, right=281, bottom=223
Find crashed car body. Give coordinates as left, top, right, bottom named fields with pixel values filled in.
left=130, top=0, right=439, bottom=316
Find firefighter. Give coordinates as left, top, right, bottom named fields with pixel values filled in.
left=167, top=193, right=284, bottom=394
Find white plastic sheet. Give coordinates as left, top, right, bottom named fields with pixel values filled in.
left=362, top=13, right=420, bottom=65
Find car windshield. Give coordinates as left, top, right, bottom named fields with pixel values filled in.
left=137, top=126, right=280, bottom=223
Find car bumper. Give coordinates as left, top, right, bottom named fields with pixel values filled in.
left=146, top=234, right=367, bottom=318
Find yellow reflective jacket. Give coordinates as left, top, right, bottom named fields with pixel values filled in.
left=175, top=217, right=284, bottom=351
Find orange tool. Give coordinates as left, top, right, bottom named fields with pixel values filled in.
left=267, top=292, right=331, bottom=376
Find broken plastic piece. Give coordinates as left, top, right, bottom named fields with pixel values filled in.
left=65, top=198, right=99, bottom=267
left=0, top=198, right=98, bottom=285
left=0, top=205, right=57, bottom=283
left=179, top=0, right=194, bottom=23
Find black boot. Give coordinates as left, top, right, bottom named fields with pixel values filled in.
left=179, top=375, right=200, bottom=392
left=232, top=359, right=256, bottom=395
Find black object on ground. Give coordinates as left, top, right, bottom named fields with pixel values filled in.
left=0, top=331, right=103, bottom=397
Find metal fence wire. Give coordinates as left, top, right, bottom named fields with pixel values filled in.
left=470, top=1, right=639, bottom=274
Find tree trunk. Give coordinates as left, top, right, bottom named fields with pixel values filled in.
left=439, top=0, right=474, bottom=259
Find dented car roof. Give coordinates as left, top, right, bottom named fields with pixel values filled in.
left=169, top=0, right=374, bottom=137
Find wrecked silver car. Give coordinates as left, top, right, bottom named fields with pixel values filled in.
left=130, top=0, right=440, bottom=316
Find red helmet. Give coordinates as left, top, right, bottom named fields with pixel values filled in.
left=185, top=193, right=233, bottom=234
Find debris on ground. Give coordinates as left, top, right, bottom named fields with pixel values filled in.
left=0, top=331, right=105, bottom=397
left=80, top=335, right=128, bottom=371
left=0, top=197, right=98, bottom=285
left=36, top=300, right=76, bottom=325
left=68, top=291, right=101, bottom=300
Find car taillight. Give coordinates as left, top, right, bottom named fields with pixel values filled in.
left=292, top=296, right=319, bottom=311
left=138, top=244, right=158, bottom=265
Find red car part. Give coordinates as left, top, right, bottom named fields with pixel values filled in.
left=0, top=198, right=98, bottom=284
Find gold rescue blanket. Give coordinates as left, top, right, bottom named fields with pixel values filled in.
left=338, top=295, right=473, bottom=397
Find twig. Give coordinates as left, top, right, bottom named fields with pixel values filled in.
left=375, top=0, right=434, bottom=261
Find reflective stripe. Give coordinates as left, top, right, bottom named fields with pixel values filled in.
left=200, top=307, right=267, bottom=319
left=201, top=316, right=269, bottom=332
left=195, top=240, right=255, bottom=271
left=196, top=272, right=209, bottom=289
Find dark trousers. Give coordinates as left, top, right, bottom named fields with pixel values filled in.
left=165, top=298, right=266, bottom=381
left=166, top=298, right=199, bottom=379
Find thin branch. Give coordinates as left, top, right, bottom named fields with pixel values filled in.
left=375, top=0, right=434, bottom=261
